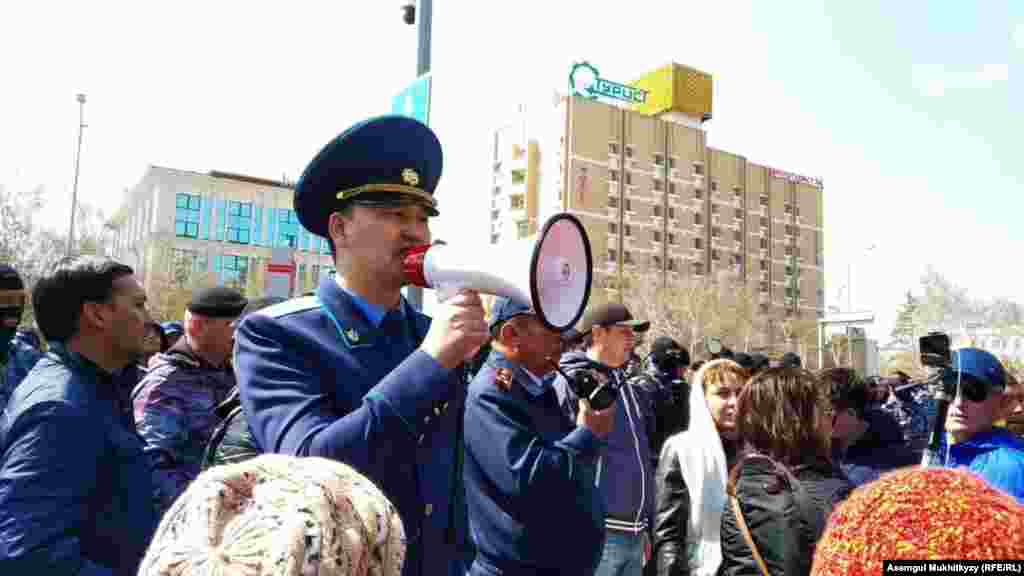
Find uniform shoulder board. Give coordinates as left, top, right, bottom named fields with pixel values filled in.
left=259, top=295, right=319, bottom=319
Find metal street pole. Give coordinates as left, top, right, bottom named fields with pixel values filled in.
left=67, top=93, right=87, bottom=257
left=405, top=0, right=432, bottom=311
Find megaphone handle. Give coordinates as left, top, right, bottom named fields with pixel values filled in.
left=434, top=283, right=463, bottom=303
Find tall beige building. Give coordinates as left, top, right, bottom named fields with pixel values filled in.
left=490, top=63, right=825, bottom=334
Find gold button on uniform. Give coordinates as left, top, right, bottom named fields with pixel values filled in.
left=425, top=504, right=433, bottom=517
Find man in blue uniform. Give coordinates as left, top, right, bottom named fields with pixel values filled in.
left=234, top=115, right=489, bottom=576
left=464, top=297, right=614, bottom=575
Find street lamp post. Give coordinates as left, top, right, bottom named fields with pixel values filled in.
left=67, top=93, right=87, bottom=257
left=403, top=0, right=432, bottom=311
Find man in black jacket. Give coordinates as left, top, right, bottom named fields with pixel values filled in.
left=635, top=336, right=690, bottom=465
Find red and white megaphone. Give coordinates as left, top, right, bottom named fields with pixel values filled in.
left=403, top=212, right=593, bottom=332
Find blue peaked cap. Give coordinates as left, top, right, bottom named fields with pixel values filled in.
left=488, top=297, right=533, bottom=332
left=293, top=115, right=443, bottom=238
left=951, top=347, right=1007, bottom=391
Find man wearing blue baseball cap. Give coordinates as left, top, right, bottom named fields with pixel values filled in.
left=463, top=297, right=614, bottom=575
left=234, top=116, right=489, bottom=576
left=943, top=347, right=1024, bottom=503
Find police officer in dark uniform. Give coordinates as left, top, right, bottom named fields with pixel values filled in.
left=234, top=115, right=489, bottom=576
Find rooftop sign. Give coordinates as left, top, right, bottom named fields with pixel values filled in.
left=569, top=62, right=648, bottom=105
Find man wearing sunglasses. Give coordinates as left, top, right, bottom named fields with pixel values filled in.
left=943, top=347, right=1024, bottom=503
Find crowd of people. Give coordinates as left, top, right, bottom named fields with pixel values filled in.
left=0, top=116, right=1022, bottom=575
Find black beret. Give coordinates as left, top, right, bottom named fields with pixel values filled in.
left=187, top=286, right=247, bottom=318
left=651, top=336, right=688, bottom=369
left=0, top=264, right=24, bottom=291
left=294, top=115, right=443, bottom=238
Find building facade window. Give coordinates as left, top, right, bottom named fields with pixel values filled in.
left=609, top=222, right=618, bottom=234
left=760, top=238, right=768, bottom=250
left=712, top=226, right=721, bottom=238
left=760, top=216, right=769, bottom=228
left=654, top=180, right=663, bottom=191
left=278, top=209, right=299, bottom=248
left=668, top=207, right=676, bottom=220
left=607, top=249, right=616, bottom=262
left=694, top=238, right=703, bottom=249
left=760, top=195, right=769, bottom=207
left=175, top=193, right=201, bottom=238
left=609, top=170, right=619, bottom=182
left=734, top=230, right=742, bottom=242
left=711, top=249, right=720, bottom=261
left=668, top=233, right=676, bottom=245
left=652, top=230, right=662, bottom=242
left=695, top=188, right=703, bottom=200
left=693, top=261, right=704, bottom=275
left=693, top=163, right=705, bottom=176
left=226, top=201, right=252, bottom=244
left=734, top=253, right=742, bottom=265
left=609, top=142, right=619, bottom=155
left=222, top=254, right=249, bottom=289
left=653, top=205, right=662, bottom=217
left=654, top=154, right=664, bottom=166
left=623, top=224, right=632, bottom=237
left=735, top=208, right=743, bottom=220
left=668, top=182, right=677, bottom=195
left=608, top=196, right=618, bottom=208
left=625, top=146, right=634, bottom=159
left=694, top=212, right=702, bottom=225
left=652, top=255, right=661, bottom=268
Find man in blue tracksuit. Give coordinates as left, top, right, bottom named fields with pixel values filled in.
left=553, top=303, right=653, bottom=576
left=234, top=116, right=489, bottom=576
left=464, top=297, right=614, bottom=575
left=943, top=347, right=1024, bottom=503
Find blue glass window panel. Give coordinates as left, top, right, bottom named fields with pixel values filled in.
left=215, top=200, right=225, bottom=241
left=253, top=207, right=263, bottom=245
left=277, top=208, right=298, bottom=248
left=227, top=201, right=253, bottom=245
left=174, top=193, right=201, bottom=238
left=200, top=198, right=211, bottom=240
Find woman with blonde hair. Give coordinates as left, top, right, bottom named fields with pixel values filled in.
left=654, top=358, right=746, bottom=576
left=719, top=367, right=850, bottom=576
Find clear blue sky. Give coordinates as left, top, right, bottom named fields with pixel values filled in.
left=0, top=0, right=1019, bottom=340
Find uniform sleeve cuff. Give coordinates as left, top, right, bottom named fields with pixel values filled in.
left=559, top=426, right=604, bottom=459
left=365, top=350, right=453, bottom=436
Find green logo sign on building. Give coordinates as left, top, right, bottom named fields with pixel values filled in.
left=568, top=62, right=648, bottom=105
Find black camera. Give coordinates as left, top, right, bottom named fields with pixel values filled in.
left=568, top=369, right=618, bottom=411
left=919, top=332, right=951, bottom=368
left=401, top=2, right=415, bottom=25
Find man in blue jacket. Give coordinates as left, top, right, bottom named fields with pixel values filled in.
left=943, top=347, right=1024, bottom=503
left=464, top=297, right=614, bottom=575
left=234, top=115, right=488, bottom=576
left=553, top=303, right=652, bottom=576
left=0, top=256, right=158, bottom=575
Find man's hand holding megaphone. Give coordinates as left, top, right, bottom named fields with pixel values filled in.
left=418, top=290, right=490, bottom=371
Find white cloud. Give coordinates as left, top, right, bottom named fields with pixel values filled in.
left=913, top=63, right=1009, bottom=97
left=977, top=63, right=1009, bottom=83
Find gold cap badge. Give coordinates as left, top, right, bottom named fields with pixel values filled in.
left=401, top=168, right=420, bottom=187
